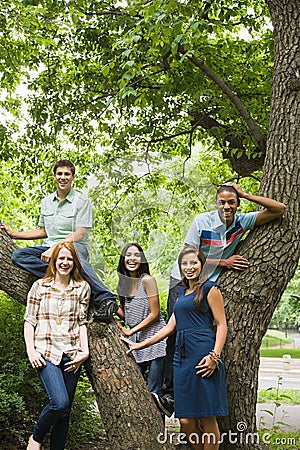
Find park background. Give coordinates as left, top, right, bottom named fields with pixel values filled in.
left=0, top=0, right=299, bottom=449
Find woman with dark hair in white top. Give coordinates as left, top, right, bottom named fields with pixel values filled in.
left=115, top=243, right=166, bottom=401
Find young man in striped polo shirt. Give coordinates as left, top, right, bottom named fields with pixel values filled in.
left=155, top=182, right=286, bottom=417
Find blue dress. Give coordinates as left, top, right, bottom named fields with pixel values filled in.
left=173, top=281, right=228, bottom=418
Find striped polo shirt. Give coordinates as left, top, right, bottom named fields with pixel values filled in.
left=171, top=209, right=258, bottom=282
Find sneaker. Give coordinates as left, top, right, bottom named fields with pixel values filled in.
left=93, top=298, right=118, bottom=323
left=151, top=392, right=174, bottom=417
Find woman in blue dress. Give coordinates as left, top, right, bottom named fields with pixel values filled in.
left=122, top=245, right=228, bottom=450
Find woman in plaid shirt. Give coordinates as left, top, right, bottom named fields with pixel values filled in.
left=24, top=242, right=91, bottom=450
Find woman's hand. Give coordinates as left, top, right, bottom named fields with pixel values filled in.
left=123, top=328, right=133, bottom=336
left=27, top=350, right=46, bottom=370
left=195, top=355, right=217, bottom=378
left=120, top=336, right=142, bottom=354
left=115, top=320, right=133, bottom=336
left=65, top=350, right=89, bottom=373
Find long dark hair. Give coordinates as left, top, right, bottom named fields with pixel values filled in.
left=117, top=243, right=150, bottom=309
left=178, top=245, right=208, bottom=312
left=43, top=242, right=83, bottom=283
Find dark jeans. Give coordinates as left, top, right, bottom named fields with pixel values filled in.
left=12, top=243, right=115, bottom=304
left=33, top=355, right=80, bottom=450
left=137, top=356, right=165, bottom=396
left=163, top=278, right=184, bottom=396
left=137, top=356, right=165, bottom=422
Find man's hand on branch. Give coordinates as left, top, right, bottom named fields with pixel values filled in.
left=1, top=223, right=14, bottom=237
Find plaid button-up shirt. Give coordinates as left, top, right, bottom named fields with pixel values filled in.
left=24, top=278, right=91, bottom=365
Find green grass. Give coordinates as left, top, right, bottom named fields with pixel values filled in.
left=261, top=330, right=293, bottom=349
left=260, top=348, right=300, bottom=358
left=258, top=430, right=300, bottom=450
left=258, top=388, right=300, bottom=405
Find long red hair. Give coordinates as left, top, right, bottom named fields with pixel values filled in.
left=43, top=242, right=84, bottom=282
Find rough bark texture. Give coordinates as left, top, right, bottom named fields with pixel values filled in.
left=0, top=228, right=174, bottom=450
left=85, top=319, right=174, bottom=450
left=0, top=230, right=36, bottom=302
left=218, top=0, right=300, bottom=448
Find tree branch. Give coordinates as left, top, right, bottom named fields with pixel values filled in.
left=178, top=45, right=266, bottom=152
left=189, top=110, right=265, bottom=176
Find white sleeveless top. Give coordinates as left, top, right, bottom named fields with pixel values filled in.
left=124, top=275, right=166, bottom=364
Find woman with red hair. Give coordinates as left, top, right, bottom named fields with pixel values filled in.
left=24, top=242, right=91, bottom=450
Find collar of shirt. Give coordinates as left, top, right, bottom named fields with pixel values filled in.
left=211, top=209, right=237, bottom=233
left=42, top=277, right=81, bottom=292
left=51, top=188, right=76, bottom=203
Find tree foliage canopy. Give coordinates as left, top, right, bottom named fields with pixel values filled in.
left=1, top=0, right=277, bottom=275
left=1, top=0, right=273, bottom=164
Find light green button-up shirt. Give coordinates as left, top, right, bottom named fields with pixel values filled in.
left=38, top=188, right=93, bottom=247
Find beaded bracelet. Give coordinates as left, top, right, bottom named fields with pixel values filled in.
left=209, top=350, right=222, bottom=365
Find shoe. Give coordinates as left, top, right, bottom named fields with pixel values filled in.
left=151, top=392, right=174, bottom=417
left=93, top=298, right=118, bottom=323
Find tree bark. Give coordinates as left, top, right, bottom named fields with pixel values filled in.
left=218, top=0, right=300, bottom=448
left=0, top=230, right=35, bottom=301
left=0, top=228, right=173, bottom=450
left=85, top=320, right=174, bottom=450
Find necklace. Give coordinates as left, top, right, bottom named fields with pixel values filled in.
left=56, top=292, right=66, bottom=325
left=56, top=317, right=62, bottom=325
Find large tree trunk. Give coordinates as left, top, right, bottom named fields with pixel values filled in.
left=85, top=320, right=174, bottom=450
left=218, top=0, right=300, bottom=448
left=0, top=229, right=173, bottom=450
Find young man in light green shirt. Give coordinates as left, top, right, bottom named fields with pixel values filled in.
left=2, top=159, right=117, bottom=322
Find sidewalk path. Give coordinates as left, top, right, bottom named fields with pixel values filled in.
left=259, top=357, right=300, bottom=390
left=166, top=403, right=300, bottom=436
left=258, top=356, right=300, bottom=431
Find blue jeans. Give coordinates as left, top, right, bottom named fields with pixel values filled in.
left=33, top=355, right=80, bottom=450
left=163, top=278, right=184, bottom=396
left=138, top=356, right=165, bottom=422
left=137, top=356, right=165, bottom=395
left=12, top=243, right=115, bottom=304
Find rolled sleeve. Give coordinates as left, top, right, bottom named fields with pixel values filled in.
left=24, top=281, right=41, bottom=327
left=75, top=196, right=93, bottom=229
left=78, top=282, right=91, bottom=325
left=241, top=211, right=259, bottom=231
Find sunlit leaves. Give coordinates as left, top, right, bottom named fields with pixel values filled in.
left=0, top=0, right=275, bottom=277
